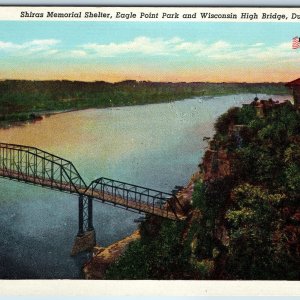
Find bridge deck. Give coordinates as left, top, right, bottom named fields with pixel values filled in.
left=0, top=168, right=79, bottom=194
left=84, top=189, right=185, bottom=221
left=0, top=168, right=185, bottom=221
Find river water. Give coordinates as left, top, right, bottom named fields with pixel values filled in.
left=0, top=94, right=291, bottom=278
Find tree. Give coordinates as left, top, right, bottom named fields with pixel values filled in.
left=225, top=183, right=289, bottom=279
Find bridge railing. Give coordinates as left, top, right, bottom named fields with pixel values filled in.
left=0, top=142, right=185, bottom=221
left=86, top=177, right=183, bottom=219
left=0, top=143, right=87, bottom=194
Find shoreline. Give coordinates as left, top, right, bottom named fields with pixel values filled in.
left=83, top=230, right=141, bottom=279
left=0, top=93, right=291, bottom=130
left=0, top=108, right=78, bottom=129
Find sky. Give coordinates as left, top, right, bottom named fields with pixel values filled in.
left=1, top=21, right=300, bottom=82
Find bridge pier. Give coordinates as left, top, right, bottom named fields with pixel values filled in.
left=71, top=195, right=96, bottom=256
left=78, top=194, right=84, bottom=236
left=88, top=196, right=94, bottom=231
left=71, top=229, right=96, bottom=256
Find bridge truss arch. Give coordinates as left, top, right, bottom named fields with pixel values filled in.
left=0, top=142, right=87, bottom=194
left=0, top=142, right=186, bottom=254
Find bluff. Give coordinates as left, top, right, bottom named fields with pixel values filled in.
left=85, top=97, right=300, bottom=280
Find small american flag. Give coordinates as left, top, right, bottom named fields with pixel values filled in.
left=292, top=36, right=300, bottom=49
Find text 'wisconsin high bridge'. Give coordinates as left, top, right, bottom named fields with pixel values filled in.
left=0, top=142, right=186, bottom=255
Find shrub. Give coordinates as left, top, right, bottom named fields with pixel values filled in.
left=214, top=107, right=240, bottom=135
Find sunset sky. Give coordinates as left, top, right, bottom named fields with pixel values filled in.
left=1, top=21, right=300, bottom=82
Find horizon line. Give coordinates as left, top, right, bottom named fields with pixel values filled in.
left=0, top=78, right=291, bottom=84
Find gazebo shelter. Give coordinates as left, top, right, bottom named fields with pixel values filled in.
left=285, top=78, right=300, bottom=108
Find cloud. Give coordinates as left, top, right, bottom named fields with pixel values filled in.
left=252, top=42, right=265, bottom=47
left=0, top=41, right=16, bottom=49
left=69, top=50, right=87, bottom=57
left=81, top=36, right=184, bottom=57
left=0, top=36, right=297, bottom=65
left=0, top=39, right=60, bottom=56
left=194, top=40, right=297, bottom=63
left=173, top=41, right=205, bottom=53
left=78, top=36, right=296, bottom=64
left=79, top=37, right=239, bottom=59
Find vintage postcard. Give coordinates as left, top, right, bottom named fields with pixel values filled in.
left=0, top=5, right=299, bottom=296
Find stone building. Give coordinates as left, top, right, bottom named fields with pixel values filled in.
left=286, top=78, right=300, bottom=108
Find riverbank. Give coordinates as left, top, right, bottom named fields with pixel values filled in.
left=83, top=230, right=141, bottom=279
left=0, top=79, right=290, bottom=128
left=0, top=109, right=77, bottom=129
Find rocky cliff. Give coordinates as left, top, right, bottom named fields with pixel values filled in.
left=83, top=97, right=300, bottom=280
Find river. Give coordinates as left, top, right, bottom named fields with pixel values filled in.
left=0, top=94, right=291, bottom=278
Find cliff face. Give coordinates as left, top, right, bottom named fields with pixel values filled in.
left=83, top=97, right=300, bottom=280
left=194, top=98, right=300, bottom=279
left=202, top=149, right=231, bottom=181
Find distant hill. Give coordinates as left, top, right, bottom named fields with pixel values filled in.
left=0, top=79, right=291, bottom=126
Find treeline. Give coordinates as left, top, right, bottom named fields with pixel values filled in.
left=0, top=79, right=289, bottom=116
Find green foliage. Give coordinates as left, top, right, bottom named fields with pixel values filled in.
left=238, top=105, right=256, bottom=125
left=214, top=107, right=240, bottom=135
left=105, top=219, right=191, bottom=279
left=105, top=240, right=150, bottom=279
left=190, top=178, right=233, bottom=277
left=248, top=117, right=266, bottom=131
left=203, top=178, right=233, bottom=219
left=284, top=163, right=300, bottom=194
left=192, top=178, right=231, bottom=226
left=222, top=103, right=300, bottom=279
left=232, top=102, right=300, bottom=190
left=283, top=144, right=300, bottom=197
left=192, top=181, right=205, bottom=210
left=225, top=184, right=293, bottom=279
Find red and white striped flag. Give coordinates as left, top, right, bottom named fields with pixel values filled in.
left=292, top=36, right=300, bottom=49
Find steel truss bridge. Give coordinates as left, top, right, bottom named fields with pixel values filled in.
left=0, top=142, right=186, bottom=251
